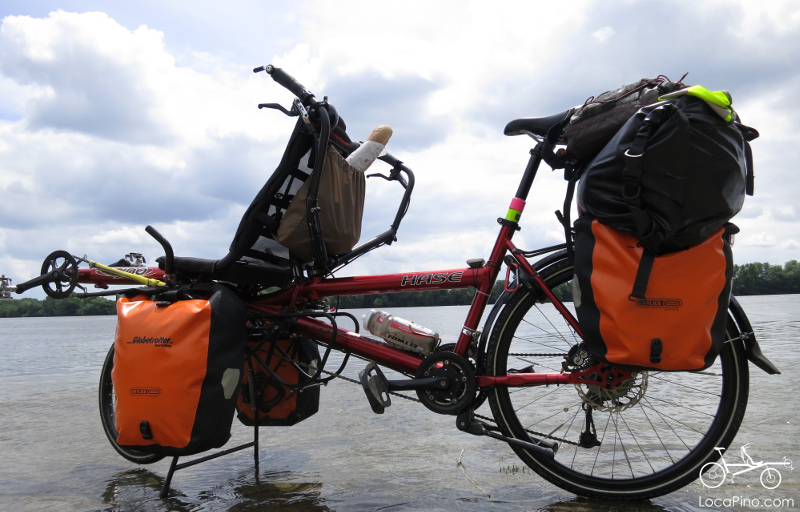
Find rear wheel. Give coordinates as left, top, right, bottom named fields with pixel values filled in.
left=486, top=257, right=749, bottom=499
left=99, top=344, right=164, bottom=464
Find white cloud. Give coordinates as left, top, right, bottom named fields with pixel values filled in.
left=592, top=27, right=615, bottom=42
left=740, top=232, right=777, bottom=247
left=1, top=2, right=800, bottom=296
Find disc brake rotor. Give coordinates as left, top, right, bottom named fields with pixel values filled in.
left=575, top=370, right=648, bottom=412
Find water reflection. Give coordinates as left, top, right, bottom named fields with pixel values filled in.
left=100, top=468, right=329, bottom=512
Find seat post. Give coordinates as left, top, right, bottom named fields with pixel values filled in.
left=514, top=142, right=545, bottom=201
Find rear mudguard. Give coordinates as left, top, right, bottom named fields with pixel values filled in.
left=729, top=295, right=781, bottom=375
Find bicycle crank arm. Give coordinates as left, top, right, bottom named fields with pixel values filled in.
left=14, top=272, right=61, bottom=294
left=386, top=376, right=450, bottom=392
left=456, top=410, right=556, bottom=458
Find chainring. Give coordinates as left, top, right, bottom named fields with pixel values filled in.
left=41, top=250, right=79, bottom=299
left=415, top=351, right=476, bottom=415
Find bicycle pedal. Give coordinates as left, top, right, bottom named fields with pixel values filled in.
left=359, top=362, right=391, bottom=414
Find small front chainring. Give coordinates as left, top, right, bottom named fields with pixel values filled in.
left=41, top=251, right=79, bottom=299
left=415, top=352, right=476, bottom=415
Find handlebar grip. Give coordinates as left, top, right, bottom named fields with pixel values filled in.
left=265, top=65, right=314, bottom=104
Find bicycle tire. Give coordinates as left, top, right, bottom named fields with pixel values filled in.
left=486, top=256, right=749, bottom=499
left=98, top=343, right=165, bottom=465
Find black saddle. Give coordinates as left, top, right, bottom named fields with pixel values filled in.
left=504, top=109, right=572, bottom=137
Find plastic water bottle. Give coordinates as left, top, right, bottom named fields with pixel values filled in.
left=362, top=309, right=440, bottom=354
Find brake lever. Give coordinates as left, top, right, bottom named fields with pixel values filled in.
left=258, top=103, right=299, bottom=117
left=366, top=167, right=408, bottom=189
left=366, top=172, right=392, bottom=181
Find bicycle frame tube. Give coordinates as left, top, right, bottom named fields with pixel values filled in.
left=77, top=267, right=165, bottom=286
left=252, top=221, right=520, bottom=359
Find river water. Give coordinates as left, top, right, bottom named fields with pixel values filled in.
left=0, top=296, right=798, bottom=511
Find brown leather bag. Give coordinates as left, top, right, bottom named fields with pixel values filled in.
left=275, top=146, right=365, bottom=261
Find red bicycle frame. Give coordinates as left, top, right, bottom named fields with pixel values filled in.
left=72, top=141, right=594, bottom=390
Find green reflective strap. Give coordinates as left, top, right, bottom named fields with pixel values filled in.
left=505, top=208, right=522, bottom=222
left=686, top=85, right=731, bottom=107
left=659, top=85, right=734, bottom=122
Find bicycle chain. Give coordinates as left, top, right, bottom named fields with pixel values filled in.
left=270, top=346, right=578, bottom=446
left=313, top=360, right=579, bottom=446
left=508, top=353, right=566, bottom=357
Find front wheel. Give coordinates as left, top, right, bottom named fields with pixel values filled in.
left=485, top=257, right=750, bottom=499
left=99, top=344, right=164, bottom=464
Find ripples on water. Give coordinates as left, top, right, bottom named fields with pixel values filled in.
left=0, top=296, right=797, bottom=511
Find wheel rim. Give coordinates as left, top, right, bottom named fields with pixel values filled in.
left=99, top=344, right=164, bottom=464
left=487, top=260, right=747, bottom=497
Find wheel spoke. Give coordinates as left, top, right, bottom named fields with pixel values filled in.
left=645, top=395, right=715, bottom=417
left=647, top=374, right=721, bottom=397
left=590, top=412, right=613, bottom=476
left=619, top=410, right=656, bottom=473
left=485, top=259, right=748, bottom=498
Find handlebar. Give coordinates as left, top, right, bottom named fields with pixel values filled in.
left=254, top=65, right=316, bottom=106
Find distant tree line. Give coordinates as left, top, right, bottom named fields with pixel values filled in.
left=0, top=296, right=116, bottom=318
left=1, top=261, right=794, bottom=318
left=732, top=260, right=800, bottom=295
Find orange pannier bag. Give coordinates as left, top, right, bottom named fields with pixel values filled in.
left=112, top=284, right=247, bottom=456
left=236, top=337, right=320, bottom=426
left=572, top=216, right=736, bottom=371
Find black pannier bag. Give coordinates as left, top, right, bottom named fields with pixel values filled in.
left=577, top=86, right=758, bottom=255
left=236, top=336, right=321, bottom=426
left=112, top=283, right=247, bottom=457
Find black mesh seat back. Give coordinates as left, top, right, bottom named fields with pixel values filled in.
left=226, top=117, right=359, bottom=269
left=227, top=119, right=315, bottom=266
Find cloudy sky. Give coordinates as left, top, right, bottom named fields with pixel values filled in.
left=1, top=0, right=798, bottom=297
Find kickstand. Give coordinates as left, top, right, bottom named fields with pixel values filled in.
left=159, top=362, right=262, bottom=498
